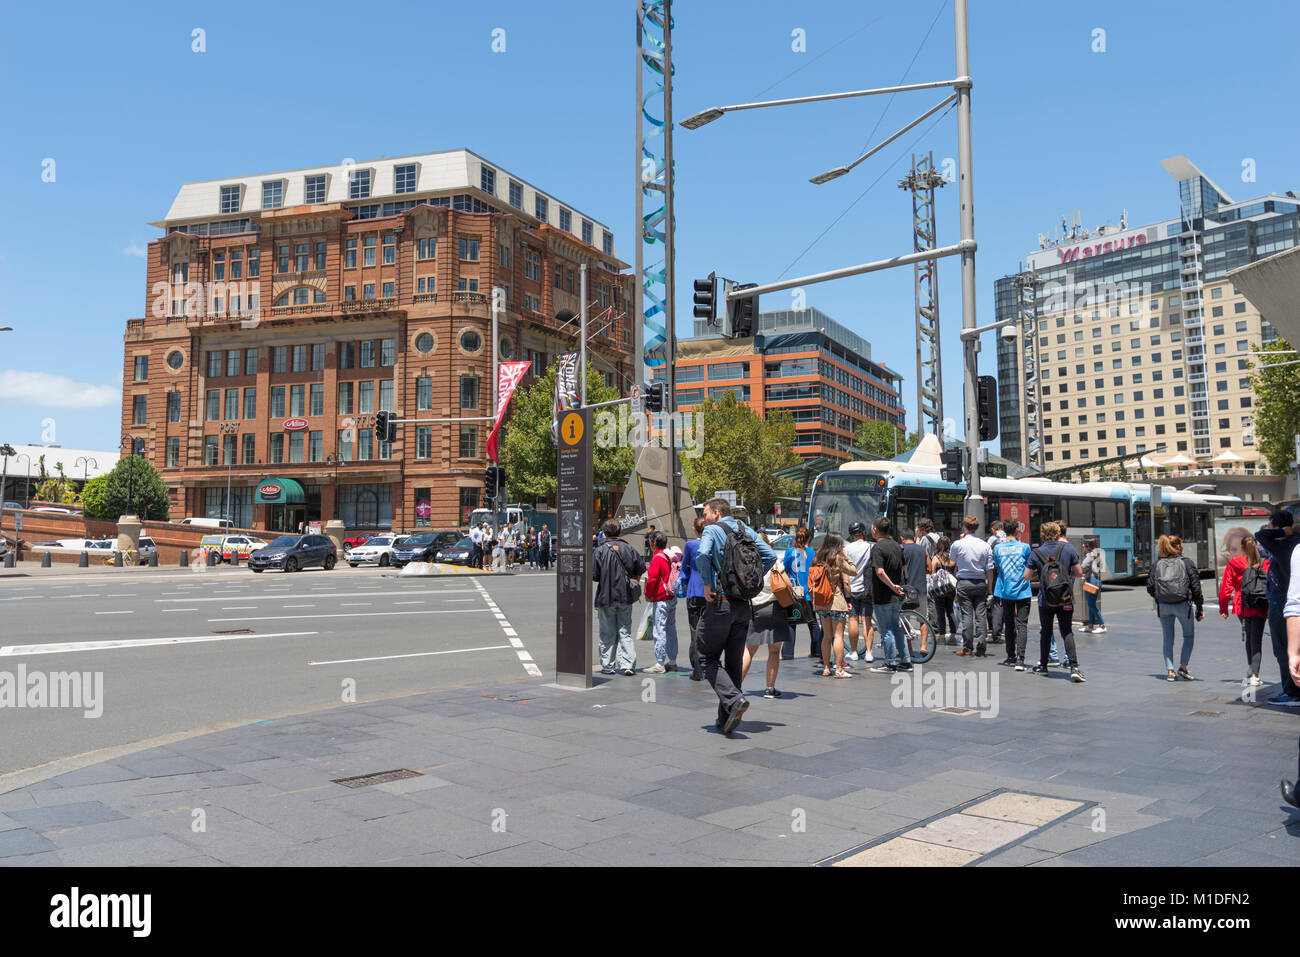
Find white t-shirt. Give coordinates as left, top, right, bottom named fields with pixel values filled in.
left=469, top=528, right=482, bottom=545
left=844, top=539, right=873, bottom=596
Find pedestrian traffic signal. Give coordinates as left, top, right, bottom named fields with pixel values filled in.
left=727, top=282, right=758, bottom=338
left=977, top=375, right=999, bottom=442
left=375, top=410, right=397, bottom=443
left=484, top=465, right=501, bottom=500
left=941, top=448, right=964, bottom=484
left=692, top=272, right=718, bottom=326
left=645, top=382, right=665, bottom=413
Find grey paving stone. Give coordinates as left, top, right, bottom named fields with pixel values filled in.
left=114, top=753, right=222, bottom=778
left=55, top=834, right=198, bottom=866
left=626, top=787, right=724, bottom=819
left=38, top=817, right=161, bottom=850
left=466, top=841, right=581, bottom=867
left=977, top=843, right=1061, bottom=866
left=568, top=832, right=718, bottom=867
left=7, top=801, right=125, bottom=830
left=48, top=763, right=144, bottom=788
left=0, top=828, right=56, bottom=858
left=378, top=807, right=530, bottom=859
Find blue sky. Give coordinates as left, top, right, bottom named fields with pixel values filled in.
left=1, top=0, right=1296, bottom=451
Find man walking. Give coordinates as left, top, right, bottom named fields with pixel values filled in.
left=681, top=516, right=708, bottom=680
left=1279, top=533, right=1300, bottom=807
left=991, top=519, right=1033, bottom=670
left=844, top=521, right=874, bottom=664
left=695, top=498, right=776, bottom=734
left=469, top=523, right=483, bottom=570
left=538, top=525, right=551, bottom=571
left=591, top=519, right=647, bottom=676
left=1257, top=509, right=1300, bottom=706
left=950, top=515, right=994, bottom=658
left=1027, top=521, right=1086, bottom=682
left=866, top=517, right=911, bottom=673
left=986, top=520, right=1007, bottom=643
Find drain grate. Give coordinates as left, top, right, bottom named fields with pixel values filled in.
left=932, top=706, right=977, bottom=716
left=1189, top=710, right=1224, bottom=717
left=479, top=692, right=531, bottom=702
left=331, top=769, right=423, bottom=788
left=213, top=628, right=254, bottom=635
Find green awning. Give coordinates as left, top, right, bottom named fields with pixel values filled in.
left=255, top=477, right=306, bottom=504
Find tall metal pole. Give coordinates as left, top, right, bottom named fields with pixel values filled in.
left=662, top=0, right=680, bottom=539
left=633, top=0, right=646, bottom=389
left=491, top=288, right=501, bottom=544
left=580, top=263, right=588, bottom=405
left=954, top=0, right=982, bottom=531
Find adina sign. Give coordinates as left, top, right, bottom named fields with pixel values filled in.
left=259, top=483, right=282, bottom=497
left=283, top=418, right=309, bottom=431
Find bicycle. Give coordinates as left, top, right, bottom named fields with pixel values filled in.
left=899, top=608, right=936, bottom=664
left=100, top=549, right=136, bottom=566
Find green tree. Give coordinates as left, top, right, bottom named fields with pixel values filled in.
left=681, top=392, right=799, bottom=515
left=853, top=419, right=921, bottom=460
left=502, top=365, right=636, bottom=503
left=98, top=455, right=170, bottom=520
left=1252, top=339, right=1300, bottom=474
left=80, top=475, right=112, bottom=519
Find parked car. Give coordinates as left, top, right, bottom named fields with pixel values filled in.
left=770, top=533, right=795, bottom=551
left=2, top=501, right=23, bottom=510
left=137, top=537, right=157, bottom=563
left=247, top=534, right=336, bottom=573
left=434, top=537, right=477, bottom=566
left=217, top=535, right=268, bottom=563
left=342, top=533, right=374, bottom=551
left=180, top=517, right=234, bottom=529
left=30, top=506, right=76, bottom=515
left=346, top=534, right=409, bottom=567
left=390, top=530, right=462, bottom=567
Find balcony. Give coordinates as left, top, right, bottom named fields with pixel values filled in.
left=1193, top=428, right=1210, bottom=438
left=265, top=298, right=400, bottom=320
left=1191, top=406, right=1210, bottom=420
left=1180, top=261, right=1202, bottom=275
left=1184, top=334, right=1204, bottom=347
left=1180, top=279, right=1202, bottom=292
left=1180, top=242, right=1202, bottom=256
left=1181, top=296, right=1202, bottom=309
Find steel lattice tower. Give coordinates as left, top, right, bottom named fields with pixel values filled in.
left=1012, top=265, right=1045, bottom=470
left=899, top=153, right=947, bottom=437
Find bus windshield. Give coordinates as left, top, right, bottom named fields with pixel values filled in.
left=807, top=472, right=885, bottom=539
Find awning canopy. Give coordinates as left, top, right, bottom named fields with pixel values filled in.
left=1212, top=450, right=1244, bottom=463
left=255, top=477, right=306, bottom=504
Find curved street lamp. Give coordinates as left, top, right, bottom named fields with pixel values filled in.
left=14, top=454, right=31, bottom=508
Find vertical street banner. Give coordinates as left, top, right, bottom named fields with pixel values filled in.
left=555, top=407, right=593, bottom=687
left=551, top=351, right=581, bottom=447
left=486, top=360, right=533, bottom=464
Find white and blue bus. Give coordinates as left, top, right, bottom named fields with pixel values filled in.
left=805, top=460, right=1233, bottom=580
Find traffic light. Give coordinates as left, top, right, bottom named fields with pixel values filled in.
left=977, top=375, right=999, bottom=442
left=375, top=411, right=397, bottom=443
left=692, top=272, right=718, bottom=326
left=644, top=382, right=665, bottom=413
left=483, top=465, right=499, bottom=500
left=726, top=282, right=758, bottom=338
left=941, top=448, right=964, bottom=484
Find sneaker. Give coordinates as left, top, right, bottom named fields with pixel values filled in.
left=946, top=634, right=958, bottom=645
left=1070, top=668, right=1087, bottom=683
left=645, top=664, right=666, bottom=674
left=621, top=668, right=636, bottom=676
left=863, top=651, right=875, bottom=663
left=665, top=663, right=679, bottom=672
left=1246, top=675, right=1262, bottom=686
left=764, top=687, right=781, bottom=699
left=869, top=664, right=894, bottom=674
left=1014, top=662, right=1026, bottom=672
left=999, top=657, right=1017, bottom=667
left=1167, top=672, right=1177, bottom=682
left=689, top=671, right=703, bottom=682
left=1177, top=667, right=1194, bottom=681
left=722, top=698, right=749, bottom=734
left=600, top=667, right=616, bottom=675
left=955, top=649, right=972, bottom=657
left=1031, top=665, right=1048, bottom=675
left=896, top=662, right=913, bottom=673
left=1047, top=656, right=1060, bottom=664
left=1093, top=626, right=1107, bottom=634
left=1275, top=696, right=1300, bottom=708
left=846, top=650, right=860, bottom=661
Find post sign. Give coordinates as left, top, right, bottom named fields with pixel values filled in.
left=283, top=418, right=309, bottom=432
left=307, top=521, right=321, bottom=535
left=556, top=407, right=592, bottom=688
left=13, top=515, right=21, bottom=532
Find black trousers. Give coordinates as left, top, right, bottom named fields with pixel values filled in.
left=989, top=596, right=1004, bottom=642
left=686, top=597, right=706, bottom=675
left=1000, top=597, right=1031, bottom=662
left=696, top=597, right=752, bottom=726
left=1038, top=602, right=1077, bottom=666
left=956, top=579, right=988, bottom=653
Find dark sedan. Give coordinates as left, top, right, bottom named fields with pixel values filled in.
left=390, top=530, right=462, bottom=567
left=248, top=534, right=337, bottom=573
left=433, top=537, right=477, bottom=566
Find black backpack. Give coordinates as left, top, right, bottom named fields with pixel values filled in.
left=1153, top=557, right=1190, bottom=603
left=719, top=521, right=764, bottom=600
left=1033, top=546, right=1072, bottom=607
left=1241, top=564, right=1268, bottom=611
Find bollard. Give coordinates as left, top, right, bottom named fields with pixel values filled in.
left=113, top=550, right=123, bottom=567
left=42, top=551, right=51, bottom=568
left=79, top=551, right=89, bottom=568
left=179, top=548, right=188, bottom=567
left=230, top=550, right=239, bottom=566
left=207, top=550, right=218, bottom=567
left=4, top=552, right=14, bottom=569
left=149, top=551, right=158, bottom=567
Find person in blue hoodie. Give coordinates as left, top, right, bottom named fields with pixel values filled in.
left=679, top=516, right=708, bottom=680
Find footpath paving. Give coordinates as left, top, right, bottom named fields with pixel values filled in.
left=1, top=596, right=1298, bottom=866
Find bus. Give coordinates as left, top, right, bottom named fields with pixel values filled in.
left=805, top=459, right=1234, bottom=580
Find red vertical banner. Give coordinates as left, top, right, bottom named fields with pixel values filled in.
left=486, top=361, right=533, bottom=464
left=1000, top=499, right=1029, bottom=526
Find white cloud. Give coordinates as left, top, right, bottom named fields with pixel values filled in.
left=123, top=243, right=146, bottom=258
left=0, top=371, right=119, bottom=408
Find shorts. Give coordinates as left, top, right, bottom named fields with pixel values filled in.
left=850, top=594, right=873, bottom=618
left=818, top=609, right=848, bottom=623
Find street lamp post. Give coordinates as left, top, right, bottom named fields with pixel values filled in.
left=15, top=454, right=32, bottom=508
left=0, top=443, right=14, bottom=506
left=121, top=437, right=140, bottom=516
left=324, top=454, right=342, bottom=519
left=74, top=456, right=97, bottom=511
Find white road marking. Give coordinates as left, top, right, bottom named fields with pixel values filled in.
left=309, top=644, right=513, bottom=666
left=471, top=579, right=542, bottom=677
left=104, top=594, right=137, bottom=598
left=283, top=604, right=315, bottom=608
left=154, top=588, right=471, bottom=603
left=339, top=602, right=372, bottom=606
left=207, top=609, right=481, bottom=622
left=161, top=608, right=197, bottom=613
left=0, top=631, right=319, bottom=657
left=221, top=606, right=257, bottom=610
left=0, top=596, right=37, bottom=602
left=94, top=610, right=134, bottom=615
left=392, top=601, right=424, bottom=605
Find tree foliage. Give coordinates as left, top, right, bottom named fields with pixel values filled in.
left=853, top=419, right=921, bottom=461
left=92, top=455, right=170, bottom=521
left=80, top=475, right=111, bottom=519
left=1250, top=339, right=1300, bottom=474
left=681, top=392, right=800, bottom=515
left=502, top=365, right=636, bottom=504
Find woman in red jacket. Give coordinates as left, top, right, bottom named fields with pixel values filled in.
left=643, top=533, right=680, bottom=674
left=1219, top=534, right=1269, bottom=687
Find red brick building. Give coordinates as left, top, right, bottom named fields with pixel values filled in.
left=122, top=150, right=634, bottom=533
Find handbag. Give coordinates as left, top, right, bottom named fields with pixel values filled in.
left=770, top=567, right=795, bottom=608
left=1082, top=578, right=1100, bottom=595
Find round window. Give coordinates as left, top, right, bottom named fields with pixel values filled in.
left=166, top=351, right=184, bottom=370
left=500, top=337, right=513, bottom=359
left=460, top=330, right=482, bottom=353
left=415, top=332, right=434, bottom=354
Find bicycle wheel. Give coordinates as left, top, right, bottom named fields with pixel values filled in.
left=900, top=610, right=934, bottom=664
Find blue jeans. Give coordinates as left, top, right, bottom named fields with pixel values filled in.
left=1268, top=595, right=1300, bottom=697
left=597, top=604, right=635, bottom=671
left=1083, top=576, right=1104, bottom=626
left=1157, top=601, right=1195, bottom=672
left=652, top=597, right=679, bottom=665
left=874, top=599, right=910, bottom=667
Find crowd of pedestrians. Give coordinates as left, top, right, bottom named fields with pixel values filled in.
left=466, top=522, right=552, bottom=571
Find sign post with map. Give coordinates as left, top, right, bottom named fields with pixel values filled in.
left=555, top=407, right=593, bottom=687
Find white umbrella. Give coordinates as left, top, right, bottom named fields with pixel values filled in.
left=1211, top=449, right=1244, bottom=463
left=1161, top=452, right=1197, bottom=467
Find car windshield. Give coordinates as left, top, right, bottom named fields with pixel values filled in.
left=365, top=537, right=392, bottom=547
left=404, top=535, right=435, bottom=545
left=454, top=538, right=473, bottom=548
left=268, top=536, right=299, bottom=548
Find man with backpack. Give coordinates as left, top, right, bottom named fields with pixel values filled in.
left=1256, top=510, right=1300, bottom=706
left=1026, top=521, right=1086, bottom=682
left=694, top=497, right=777, bottom=734
left=992, top=519, right=1034, bottom=670
left=592, top=519, right=648, bottom=676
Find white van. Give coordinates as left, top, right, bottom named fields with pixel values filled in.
left=180, top=517, right=234, bottom=529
